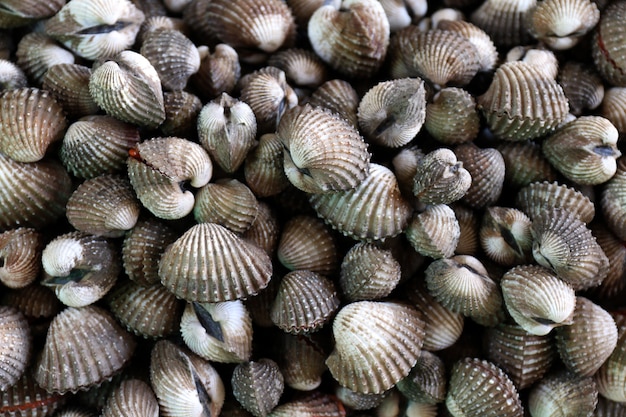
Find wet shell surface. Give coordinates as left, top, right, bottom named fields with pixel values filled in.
left=412, top=148, right=472, bottom=205
left=190, top=43, right=240, bottom=101
left=0, top=306, right=31, bottom=391
left=424, top=87, right=480, bottom=145
left=515, top=181, right=595, bottom=223
left=454, top=143, right=504, bottom=209
left=0, top=228, right=42, bottom=289
left=34, top=305, right=136, bottom=394
left=528, top=0, right=600, bottom=49
left=41, top=63, right=99, bottom=118
left=231, top=359, right=284, bottom=417
left=160, top=90, right=203, bottom=138
left=592, top=0, right=626, bottom=86
left=528, top=370, right=598, bottom=417
left=406, top=204, right=461, bottom=259
left=558, top=62, right=605, bottom=116
left=102, top=379, right=159, bottom=417
left=15, top=33, right=75, bottom=85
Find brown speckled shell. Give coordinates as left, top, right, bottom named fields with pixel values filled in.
left=0, top=306, right=31, bottom=391
left=0, top=228, right=43, bottom=289
left=42, top=63, right=100, bottom=118
left=516, top=181, right=595, bottom=223
left=102, top=379, right=159, bottom=417
left=593, top=0, right=626, bottom=86
left=406, top=204, right=460, bottom=259
left=528, top=370, right=598, bottom=417
left=194, top=179, right=259, bottom=234
left=425, top=87, right=480, bottom=145
left=470, top=0, right=536, bottom=47
left=455, top=143, right=505, bottom=209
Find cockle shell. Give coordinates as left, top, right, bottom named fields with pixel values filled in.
left=595, top=396, right=626, bottom=416
left=34, top=305, right=136, bottom=394
left=601, top=87, right=626, bottom=134
left=392, top=145, right=424, bottom=204
left=102, top=379, right=159, bottom=417
left=506, top=46, right=559, bottom=80
left=0, top=373, right=64, bottom=417
left=194, top=179, right=259, bottom=234
left=232, top=359, right=284, bottom=417
left=268, top=48, right=329, bottom=89
left=244, top=133, right=290, bottom=198
left=516, top=181, right=595, bottom=223
left=160, top=90, right=202, bottom=138
left=276, top=333, right=327, bottom=391
left=436, top=19, right=497, bottom=72
left=326, top=300, right=425, bottom=394
left=44, top=0, right=145, bottom=60
left=242, top=202, right=280, bottom=257
left=308, top=79, right=359, bottom=128
left=158, top=223, right=272, bottom=302
left=528, top=0, right=599, bottom=49
left=308, top=0, right=389, bottom=78
left=396, top=351, right=446, bottom=404
left=0, top=87, right=67, bottom=163
left=287, top=0, right=339, bottom=27
left=452, top=204, right=480, bottom=256
left=0, top=0, right=65, bottom=28
left=15, top=33, right=75, bottom=85
left=470, top=0, right=536, bottom=47
left=379, top=0, right=427, bottom=31
left=190, top=44, right=240, bottom=101
left=424, top=87, right=480, bottom=145
left=0, top=306, right=31, bottom=390
left=558, top=62, right=605, bottom=116
left=0, top=284, right=61, bottom=324
left=0, top=228, right=42, bottom=289
left=413, top=148, right=472, bottom=205
left=41, top=63, right=99, bottom=118
left=454, top=143, right=505, bottom=209
left=592, top=0, right=626, bottom=86
left=588, top=223, right=626, bottom=302
left=595, top=313, right=626, bottom=402
left=335, top=386, right=386, bottom=410
left=602, top=159, right=626, bottom=242
left=267, top=391, right=346, bottom=417
left=479, top=207, right=533, bottom=266
left=0, top=59, right=27, bottom=91
left=528, top=370, right=598, bottom=417
left=497, top=141, right=558, bottom=188
left=406, top=204, right=460, bottom=259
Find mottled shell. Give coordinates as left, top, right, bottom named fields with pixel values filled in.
left=326, top=300, right=425, bottom=394
left=242, top=202, right=281, bottom=258
left=0, top=0, right=65, bottom=28
left=424, top=87, right=480, bottom=145
left=277, top=104, right=370, bottom=194
left=413, top=148, right=472, bottom=205
left=160, top=90, right=202, bottom=138
left=454, top=143, right=505, bottom=209
left=309, top=163, right=413, bottom=241
left=267, top=392, right=345, bottom=417
left=528, top=371, right=598, bottom=417
left=470, top=0, right=536, bottom=47
left=479, top=207, right=533, bottom=266
left=497, top=141, right=558, bottom=188
left=602, top=159, right=626, bottom=242
left=406, top=204, right=460, bottom=259
left=0, top=228, right=43, bottom=289
left=189, top=44, right=240, bottom=101
left=102, top=379, right=159, bottom=417
left=501, top=264, right=576, bottom=336
left=89, top=50, right=165, bottom=129
left=276, top=333, right=327, bottom=391
left=268, top=48, right=329, bottom=89
left=42, top=63, right=100, bottom=118
left=592, top=0, right=626, bottom=86
left=436, top=19, right=498, bottom=72
left=558, top=62, right=605, bottom=116
left=158, top=223, right=272, bottom=302
left=396, top=351, right=446, bottom=404
left=446, top=358, right=523, bottom=417
left=34, top=305, right=136, bottom=394
left=595, top=314, right=626, bottom=402
left=232, top=359, right=284, bottom=417
left=308, top=0, right=389, bottom=78
left=357, top=78, right=426, bottom=147
left=308, top=79, right=359, bottom=128
left=15, top=33, right=75, bottom=85
left=194, top=179, right=259, bottom=234
left=0, top=87, right=67, bottom=163
left=44, top=0, right=145, bottom=60
left=601, top=87, right=626, bottom=134
left=0, top=306, right=31, bottom=390
left=0, top=373, right=64, bottom=417
left=516, top=181, right=595, bottom=223
left=477, top=61, right=569, bottom=141
left=528, top=0, right=599, bottom=49
left=0, top=59, right=27, bottom=91
left=244, top=133, right=290, bottom=198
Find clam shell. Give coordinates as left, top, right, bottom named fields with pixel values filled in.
left=528, top=0, right=599, bottom=49
left=412, top=148, right=472, bottom=205
left=232, top=359, right=284, bottom=417
left=0, top=306, right=31, bottom=391
left=308, top=0, right=389, bottom=78
left=516, top=181, right=595, bottom=223
left=15, top=33, right=75, bottom=85
left=286, top=0, right=337, bottom=27
left=41, top=63, right=99, bottom=118
left=470, top=0, right=535, bottom=47
left=160, top=90, right=202, bottom=138
left=479, top=207, right=533, bottom=266
left=277, top=104, right=370, bottom=194
left=0, top=0, right=65, bottom=28
left=601, top=87, right=626, bottom=134
left=0, top=284, right=61, bottom=322
left=396, top=351, right=446, bottom=405
left=242, top=202, right=281, bottom=258
left=158, top=223, right=273, bottom=302
left=309, top=163, right=412, bottom=241
left=505, top=47, right=560, bottom=84
left=0, top=228, right=43, bottom=289
left=102, top=379, right=159, bottom=417
left=452, top=204, right=480, bottom=256
left=268, top=48, right=329, bottom=89
left=0, top=59, right=27, bottom=91
left=392, top=145, right=425, bottom=203
left=588, top=223, right=626, bottom=302
left=194, top=179, right=259, bottom=234
left=595, top=396, right=626, bottom=416
left=528, top=370, right=598, bottom=417
left=0, top=87, right=67, bottom=163
left=189, top=44, right=240, bottom=101
left=244, top=133, right=290, bottom=198
left=335, top=386, right=386, bottom=411
left=326, top=300, right=425, bottom=394
left=558, top=62, right=605, bottom=116
left=308, top=79, right=359, bottom=128
left=454, top=143, right=505, bottom=209
left=0, top=373, right=64, bottom=417
left=424, top=87, right=480, bottom=145
left=436, top=19, right=497, bottom=72
left=276, top=333, right=327, bottom=391
left=245, top=272, right=282, bottom=328
left=592, top=0, right=626, bottom=86
left=497, top=141, right=558, bottom=188
left=266, top=392, right=345, bottom=417
left=595, top=313, right=626, bottom=402
left=602, top=158, right=626, bottom=241
left=34, top=305, right=136, bottom=394
left=406, top=204, right=460, bottom=259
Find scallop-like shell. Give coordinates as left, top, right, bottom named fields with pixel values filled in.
left=309, top=163, right=413, bottom=241
left=528, top=0, right=599, bottom=49
left=160, top=90, right=202, bottom=138
left=516, top=181, right=595, bottom=223
left=396, top=351, right=446, bottom=404
left=406, top=204, right=460, bottom=259
left=588, top=223, right=626, bottom=302
left=308, top=79, right=359, bottom=128
left=335, top=386, right=386, bottom=411
left=308, top=0, right=389, bottom=78
left=0, top=228, right=43, bottom=289
left=0, top=373, right=64, bottom=417
left=357, top=78, right=426, bottom=148
left=42, top=63, right=100, bottom=118
left=127, top=137, right=212, bottom=220
left=543, top=116, right=621, bottom=185
left=102, top=379, right=159, bottom=417
left=0, top=0, right=65, bottom=28
left=268, top=48, right=329, bottom=89
left=0, top=87, right=67, bottom=163
left=267, top=392, right=346, bottom=417
left=89, top=50, right=165, bottom=129
left=501, top=264, right=576, bottom=336
left=326, top=300, right=425, bottom=394
left=470, top=0, right=535, bottom=47
left=602, top=158, right=626, bottom=241
left=244, top=133, right=290, bottom=198
left=276, top=333, right=327, bottom=391
left=558, top=62, right=605, bottom=116
left=555, top=297, right=618, bottom=377
left=595, top=314, right=626, bottom=402
left=452, top=204, right=480, bottom=256
left=497, top=141, right=558, bottom=188
left=277, top=104, right=370, bottom=194
left=454, top=143, right=505, bottom=209
left=180, top=300, right=253, bottom=363
left=413, top=148, right=472, bottom=205
left=197, top=93, right=258, bottom=174
left=0, top=59, right=27, bottom=91
left=477, top=61, right=569, bottom=141
left=446, top=358, right=523, bottom=417
left=232, top=359, right=284, bottom=417
left=158, top=223, right=272, bottom=302
left=592, top=1, right=626, bottom=86
left=242, top=202, right=280, bottom=258
left=436, top=19, right=497, bottom=72
left=189, top=44, right=240, bottom=101
left=392, top=145, right=424, bottom=203
left=601, top=87, right=626, bottom=134
left=44, top=0, right=145, bottom=60
left=480, top=207, right=532, bottom=266
left=531, top=208, right=609, bottom=290
left=15, top=33, right=75, bottom=85
left=0, top=306, right=31, bottom=391
left=528, top=371, right=598, bottom=417
left=506, top=45, right=559, bottom=81
left=424, top=87, right=480, bottom=145
left=34, top=305, right=136, bottom=394
left=194, top=179, right=259, bottom=234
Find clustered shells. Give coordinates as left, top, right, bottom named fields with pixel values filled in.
left=1, top=0, right=625, bottom=416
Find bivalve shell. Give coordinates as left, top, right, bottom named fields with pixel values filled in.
left=558, top=62, right=605, bottom=116
left=436, top=19, right=498, bottom=72
left=241, top=202, right=280, bottom=258
left=413, top=148, right=472, bottom=205
left=0, top=373, right=64, bottom=417
left=308, top=79, right=359, bottom=128
left=194, top=179, right=259, bottom=234
left=497, top=142, right=558, bottom=188
left=189, top=44, right=240, bottom=101
left=276, top=333, right=327, bottom=391
left=528, top=0, right=600, bottom=49
left=479, top=207, right=533, bottom=266
left=267, top=392, right=346, bottom=417
left=267, top=48, right=329, bottom=89
left=335, top=386, right=386, bottom=411
left=588, top=223, right=626, bottom=302
left=102, top=379, right=159, bottom=417
left=0, top=59, right=27, bottom=91
left=41, top=63, right=100, bottom=118
left=160, top=90, right=202, bottom=138
left=592, top=0, right=626, bottom=86
left=406, top=204, right=460, bottom=259
left=232, top=359, right=284, bottom=417
left=516, top=181, right=595, bottom=223
left=0, top=306, right=31, bottom=391
left=601, top=87, right=626, bottom=134
left=470, top=0, right=536, bottom=47
left=595, top=313, right=626, bottom=402
left=396, top=351, right=446, bottom=405
left=424, top=87, right=480, bottom=145
left=0, top=0, right=65, bottom=28
left=454, top=143, right=505, bottom=209
left=528, top=370, right=598, bottom=417
left=602, top=158, right=626, bottom=241
left=244, top=133, right=290, bottom=198
left=0, top=228, right=43, bottom=289
left=15, top=33, right=75, bottom=85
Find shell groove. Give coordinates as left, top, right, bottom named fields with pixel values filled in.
left=0, top=306, right=31, bottom=391
left=0, top=228, right=42, bottom=289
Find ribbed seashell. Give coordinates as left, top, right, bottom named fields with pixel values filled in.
left=406, top=281, right=464, bottom=351
left=446, top=358, right=523, bottom=417
left=277, top=215, right=338, bottom=275
left=335, top=386, right=385, bottom=410
left=0, top=154, right=72, bottom=231
left=137, top=15, right=188, bottom=45
left=505, top=46, right=559, bottom=80
left=160, top=90, right=202, bottom=138
left=0, top=284, right=61, bottom=322
left=140, top=29, right=199, bottom=91
left=470, top=0, right=535, bottom=46
left=127, top=137, right=212, bottom=220
left=89, top=50, right=165, bottom=129
left=198, top=93, right=257, bottom=174
left=528, top=0, right=599, bottom=49
left=454, top=143, right=505, bottom=209
left=425, top=255, right=503, bottom=327
left=107, top=280, right=182, bottom=339
left=424, top=87, right=480, bottom=145
left=500, top=264, right=576, bottom=335
left=271, top=270, right=340, bottom=334
left=389, top=27, right=480, bottom=87
left=180, top=300, right=253, bottom=363
left=558, top=62, right=605, bottom=116
left=308, top=79, right=359, bottom=128
left=159, top=223, right=272, bottom=302
left=277, top=104, right=369, bottom=194
left=588, top=223, right=626, bottom=302
left=326, top=300, right=425, bottom=394
left=245, top=273, right=281, bottom=328
left=339, top=242, right=401, bottom=302
left=392, top=145, right=424, bottom=204
left=266, top=391, right=345, bottom=417
left=102, top=379, right=159, bottom=417
left=436, top=19, right=497, bottom=72
left=287, top=0, right=339, bottom=27
left=241, top=202, right=280, bottom=258
left=451, top=204, right=479, bottom=256
left=601, top=87, right=626, bottom=134
left=484, top=323, right=555, bottom=389
left=516, top=181, right=595, bottom=223
left=41, top=232, right=120, bottom=308
left=396, top=351, right=446, bottom=404
left=44, top=0, right=145, bottom=60
left=0, top=307, right=31, bottom=390
left=150, top=340, right=225, bottom=417
left=380, top=0, right=428, bottom=31
left=595, top=396, right=626, bottom=416
left=35, top=305, right=136, bottom=394
left=497, top=141, right=558, bottom=188
left=277, top=333, right=326, bottom=391
left=268, top=48, right=328, bottom=89
left=0, top=59, right=27, bottom=91
left=244, top=133, right=290, bottom=198
left=189, top=44, right=240, bottom=101
left=406, top=204, right=460, bottom=259
left=0, top=0, right=65, bottom=28
left=477, top=61, right=569, bottom=141
left=42, top=63, right=99, bottom=118
left=308, top=0, right=389, bottom=78
left=15, top=33, right=75, bottom=85
left=194, top=179, right=258, bottom=234
left=0, top=228, right=42, bottom=289
left=531, top=208, right=609, bottom=290
left=0, top=373, right=64, bottom=417
left=592, top=1, right=626, bottom=87
left=602, top=158, right=626, bottom=241
left=479, top=207, right=532, bottom=266
left=551, top=116, right=621, bottom=185
left=412, top=148, right=472, bottom=205
left=310, top=163, right=413, bottom=241
left=595, top=313, right=626, bottom=402
left=555, top=297, right=618, bottom=377
left=528, top=370, right=598, bottom=417
left=66, top=175, right=140, bottom=238
left=232, top=359, right=284, bottom=417
left=0, top=87, right=67, bottom=163
left=357, top=78, right=426, bottom=147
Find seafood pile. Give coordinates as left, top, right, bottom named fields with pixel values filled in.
left=0, top=0, right=626, bottom=415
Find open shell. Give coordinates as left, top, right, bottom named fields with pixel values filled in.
left=479, top=207, right=533, bottom=266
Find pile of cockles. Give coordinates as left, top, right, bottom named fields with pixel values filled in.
left=0, top=0, right=625, bottom=416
